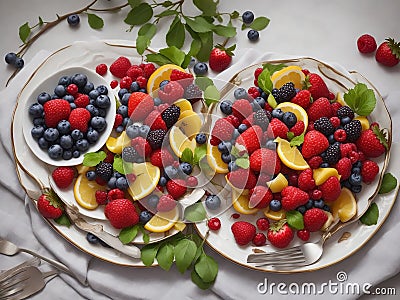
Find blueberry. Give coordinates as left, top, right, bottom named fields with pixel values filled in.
left=228, top=161, right=238, bottom=172
left=97, top=108, right=107, bottom=117
left=37, top=92, right=51, bottom=105
left=98, top=239, right=111, bottom=248
left=57, top=120, right=71, bottom=135
left=95, top=95, right=111, bottom=109
left=247, top=29, right=259, bottom=41
left=116, top=176, right=129, bottom=190
left=164, top=166, right=178, bottom=180
left=86, top=170, right=97, bottom=181
left=86, top=233, right=99, bottom=244
left=83, top=82, right=95, bottom=94
left=341, top=116, right=351, bottom=126
left=113, top=171, right=123, bottom=178
left=72, top=150, right=80, bottom=158
left=153, top=97, right=162, bottom=106
left=328, top=134, right=335, bottom=144
left=60, top=135, right=73, bottom=149
left=314, top=199, right=325, bottom=209
left=254, top=97, right=266, bottom=109
left=352, top=167, right=361, bottom=175
left=323, top=205, right=331, bottom=212
left=31, top=125, right=45, bottom=139
left=139, top=88, right=147, bottom=93
left=139, top=211, right=153, bottom=224
left=282, top=111, right=297, bottom=128
left=147, top=195, right=160, bottom=209
left=231, top=129, right=240, bottom=140
left=269, top=199, right=282, bottom=211
left=234, top=88, right=248, bottom=100
left=265, top=140, right=276, bottom=150
left=67, top=14, right=80, bottom=26
left=29, top=103, right=44, bottom=118
left=349, top=173, right=362, bottom=186
left=58, top=76, right=71, bottom=86
left=62, top=150, right=73, bottom=160
left=159, top=80, right=169, bottom=90
left=130, top=82, right=140, bottom=92
left=86, top=104, right=99, bottom=117
left=122, top=117, right=130, bottom=127
left=48, top=144, right=63, bottom=159
left=217, top=141, right=232, bottom=154
left=107, top=177, right=117, bottom=189
left=242, top=11, right=254, bottom=24
left=341, top=180, right=352, bottom=190
left=158, top=176, right=168, bottom=187
left=63, top=94, right=75, bottom=103
left=180, top=162, right=193, bottom=175
left=353, top=160, right=362, bottom=169
left=43, top=128, right=59, bottom=142
left=205, top=195, right=221, bottom=210
left=33, top=118, right=45, bottom=126
left=5, top=52, right=17, bottom=64
left=14, top=57, right=24, bottom=69
left=75, top=139, right=89, bottom=152
left=126, top=124, right=140, bottom=139
left=71, top=73, right=87, bottom=88
left=71, top=129, right=83, bottom=141
left=117, top=105, right=128, bottom=117
left=118, top=88, right=129, bottom=100
left=38, top=137, right=49, bottom=149
left=320, top=162, right=330, bottom=168
left=221, top=153, right=232, bottom=163
left=69, top=103, right=77, bottom=110
left=87, top=129, right=99, bottom=144
left=89, top=89, right=100, bottom=100
left=195, top=133, right=207, bottom=144
left=139, top=125, right=150, bottom=138
left=96, top=85, right=108, bottom=95
left=351, top=184, right=362, bottom=193
left=238, top=123, right=248, bottom=133
left=297, top=205, right=307, bottom=214
left=188, top=57, right=197, bottom=68
left=305, top=199, right=314, bottom=209
left=135, top=157, right=145, bottom=163
left=193, top=62, right=208, bottom=75
left=271, top=108, right=284, bottom=120
left=90, top=116, right=107, bottom=132
left=220, top=100, right=233, bottom=115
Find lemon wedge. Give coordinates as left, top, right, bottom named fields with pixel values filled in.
left=174, top=99, right=193, bottom=116
left=329, top=188, right=357, bottom=222
left=144, top=206, right=179, bottom=233
left=147, top=64, right=185, bottom=94
left=275, top=137, right=309, bottom=170
left=127, top=162, right=160, bottom=200
left=176, top=110, right=202, bottom=138
left=169, top=125, right=197, bottom=158
left=336, top=92, right=346, bottom=106
left=267, top=173, right=288, bottom=193
left=232, top=189, right=258, bottom=215
left=354, top=116, right=370, bottom=131
left=206, top=142, right=228, bottom=174
left=76, top=164, right=90, bottom=174
left=276, top=102, right=308, bottom=132
left=106, top=131, right=131, bottom=154
left=73, top=174, right=107, bottom=210
left=313, top=168, right=341, bottom=186
left=264, top=207, right=286, bottom=221
left=271, top=65, right=305, bottom=90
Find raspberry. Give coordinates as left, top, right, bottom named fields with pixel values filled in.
left=95, top=190, right=108, bottom=205
left=297, top=168, right=316, bottom=191
left=131, top=137, right=152, bottom=157
left=66, top=84, right=78, bottom=95
left=186, top=176, right=198, bottom=187
left=231, top=221, right=256, bottom=246
left=289, top=121, right=305, bottom=136
left=297, top=229, right=310, bottom=241
left=126, top=65, right=144, bottom=80
left=303, top=208, right=328, bottom=232
left=226, top=168, right=257, bottom=190
left=340, top=143, right=357, bottom=158
left=113, top=114, right=123, bottom=129
left=335, top=157, right=352, bottom=181
left=357, top=34, right=377, bottom=54
left=95, top=63, right=108, bottom=76
left=248, top=86, right=260, bottom=99
left=136, top=76, right=147, bottom=89
left=249, top=148, right=281, bottom=174
left=157, top=194, right=177, bottom=212
left=110, top=56, right=131, bottom=78
left=226, top=115, right=240, bottom=128
left=308, top=156, right=323, bottom=169
left=142, top=63, right=156, bottom=78
left=334, top=129, right=347, bottom=142
left=110, top=80, right=118, bottom=89
left=149, top=149, right=174, bottom=168
left=107, top=188, right=125, bottom=201
left=158, top=81, right=184, bottom=104
left=361, top=159, right=379, bottom=184
left=319, top=176, right=341, bottom=202
left=169, top=69, right=194, bottom=88
left=74, top=94, right=90, bottom=108
left=331, top=102, right=342, bottom=116
left=144, top=110, right=167, bottom=131
left=311, top=189, right=322, bottom=200
left=256, top=217, right=269, bottom=231
left=252, top=233, right=267, bottom=246
left=210, top=118, right=235, bottom=146
left=232, top=99, right=253, bottom=121
left=120, top=76, right=133, bottom=89
left=329, top=117, right=341, bottom=128
left=166, top=179, right=187, bottom=199
left=291, top=89, right=311, bottom=109
left=254, top=67, right=263, bottom=79
left=267, top=118, right=289, bottom=139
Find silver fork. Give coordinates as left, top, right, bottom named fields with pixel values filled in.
left=0, top=266, right=58, bottom=299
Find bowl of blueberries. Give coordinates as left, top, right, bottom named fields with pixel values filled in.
left=23, top=66, right=116, bottom=166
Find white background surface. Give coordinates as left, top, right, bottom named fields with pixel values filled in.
left=0, top=0, right=399, bottom=299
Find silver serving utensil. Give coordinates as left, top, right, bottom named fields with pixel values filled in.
left=0, top=257, right=40, bottom=278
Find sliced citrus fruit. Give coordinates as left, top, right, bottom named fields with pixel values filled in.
left=329, top=188, right=357, bottom=222
left=207, top=142, right=228, bottom=174
left=271, top=65, right=305, bottom=90
left=176, top=110, right=202, bottom=138
left=321, top=211, right=334, bottom=231
left=173, top=220, right=187, bottom=232
left=127, top=162, right=160, bottom=200
left=336, top=92, right=346, bottom=106
left=147, top=64, right=185, bottom=94
left=264, top=207, right=286, bottom=221
left=169, top=125, right=197, bottom=158
left=76, top=164, right=90, bottom=174
left=174, top=99, right=193, bottom=116
left=232, top=189, right=258, bottom=215
left=354, top=116, right=370, bottom=131
left=275, top=137, right=309, bottom=170
left=144, top=206, right=179, bottom=233
left=73, top=174, right=107, bottom=210
left=313, top=167, right=340, bottom=186
left=267, top=173, right=288, bottom=193
left=106, top=131, right=131, bottom=154
left=276, top=102, right=308, bottom=131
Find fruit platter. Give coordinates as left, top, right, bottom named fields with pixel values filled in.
left=12, top=40, right=394, bottom=273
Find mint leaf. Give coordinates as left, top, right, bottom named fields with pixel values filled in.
left=184, top=203, right=207, bottom=222
left=343, top=83, right=376, bottom=116
left=124, top=3, right=153, bottom=25
left=194, top=253, right=218, bottom=283
left=235, top=157, right=249, bottom=169
left=174, top=239, right=197, bottom=273
left=286, top=210, right=304, bottom=230
left=119, top=225, right=139, bottom=244
left=360, top=203, right=379, bottom=226
left=191, top=269, right=214, bottom=290
left=289, top=133, right=304, bottom=147
left=141, top=243, right=160, bottom=266
left=113, top=156, right=125, bottom=174
left=204, top=84, right=220, bottom=107
left=258, top=68, right=273, bottom=93
left=181, top=148, right=194, bottom=165
left=250, top=16, right=270, bottom=31
left=54, top=213, right=71, bottom=227
left=83, top=151, right=106, bottom=167
left=159, top=46, right=186, bottom=66
left=194, top=144, right=207, bottom=165
left=379, top=173, right=397, bottom=194
left=195, top=77, right=214, bottom=91
left=262, top=63, right=287, bottom=74
left=156, top=243, right=174, bottom=271
left=87, top=13, right=104, bottom=29
left=19, top=22, right=31, bottom=43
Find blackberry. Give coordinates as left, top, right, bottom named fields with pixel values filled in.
left=344, top=120, right=362, bottom=142
left=253, top=109, right=269, bottom=130
left=95, top=162, right=113, bottom=181
left=314, top=117, right=335, bottom=136
left=278, top=82, right=296, bottom=103
left=271, top=88, right=281, bottom=103
left=324, top=143, right=340, bottom=165
left=337, top=106, right=355, bottom=120
left=184, top=84, right=202, bottom=104
left=147, top=129, right=166, bottom=149
left=161, top=104, right=180, bottom=128
left=122, top=146, right=138, bottom=162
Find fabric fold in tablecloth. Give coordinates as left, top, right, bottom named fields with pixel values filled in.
left=0, top=44, right=399, bottom=300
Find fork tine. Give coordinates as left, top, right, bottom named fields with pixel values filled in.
left=0, top=284, right=25, bottom=299
left=248, top=252, right=305, bottom=263
left=0, top=272, right=29, bottom=291
left=249, top=245, right=302, bottom=256
left=255, top=257, right=306, bottom=268
left=247, top=246, right=302, bottom=262
left=0, top=275, right=28, bottom=299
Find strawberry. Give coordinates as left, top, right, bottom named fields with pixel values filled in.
left=231, top=221, right=256, bottom=246
left=232, top=99, right=253, bottom=121
left=109, top=56, right=132, bottom=78
left=249, top=148, right=281, bottom=174
left=356, top=127, right=388, bottom=158
left=267, top=118, right=289, bottom=139
left=166, top=179, right=187, bottom=199
left=249, top=185, right=273, bottom=209
left=236, top=125, right=263, bottom=154
left=43, top=99, right=71, bottom=128
left=375, top=38, right=400, bottom=67
left=306, top=97, right=333, bottom=122
left=227, top=168, right=257, bottom=190
left=280, top=186, right=309, bottom=211
left=301, top=130, right=329, bottom=159
left=209, top=45, right=234, bottom=72
left=150, top=149, right=175, bottom=168
left=128, top=92, right=154, bottom=121
left=169, top=69, right=194, bottom=88
left=303, top=208, right=328, bottom=232
left=357, top=34, right=377, bottom=54
left=291, top=89, right=311, bottom=109
left=107, top=188, right=125, bottom=201
left=37, top=190, right=63, bottom=219
left=74, top=94, right=90, bottom=108
left=289, top=121, right=305, bottom=137
left=297, top=168, right=316, bottom=191
left=95, top=190, right=108, bottom=205
left=335, top=157, right=352, bottom=181
left=303, top=73, right=330, bottom=100
left=144, top=110, right=167, bottom=131
left=267, top=220, right=294, bottom=248
left=104, top=198, right=139, bottom=229
left=157, top=194, right=177, bottom=212
left=319, top=176, right=341, bottom=202
left=210, top=118, right=235, bottom=146
left=361, top=159, right=379, bottom=184
left=51, top=167, right=75, bottom=189
left=158, top=81, right=184, bottom=104
left=68, top=107, right=91, bottom=133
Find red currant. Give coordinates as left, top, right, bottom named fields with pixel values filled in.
left=256, top=217, right=269, bottom=231
left=207, top=217, right=221, bottom=231
left=231, top=213, right=240, bottom=219
left=110, top=80, right=118, bottom=89
left=252, top=233, right=267, bottom=246
left=66, top=84, right=78, bottom=95
left=95, top=63, right=108, bottom=76
left=297, top=229, right=310, bottom=241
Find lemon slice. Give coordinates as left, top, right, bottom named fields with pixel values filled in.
left=176, top=110, right=202, bottom=138
left=271, top=65, right=305, bottom=90
left=354, top=116, right=370, bottom=131
left=232, top=189, right=258, bottom=215
left=329, top=188, right=357, bottom=222
left=73, top=174, right=107, bottom=210
left=173, top=220, right=187, bottom=231
left=127, top=162, right=160, bottom=200
left=275, top=137, right=309, bottom=170
left=144, top=206, right=179, bottom=233
left=336, top=92, right=346, bottom=106
left=169, top=125, right=197, bottom=158
left=147, top=64, right=185, bottom=94
left=106, top=131, right=131, bottom=154
left=207, top=142, right=228, bottom=174
left=276, top=102, right=308, bottom=131
left=264, top=207, right=286, bottom=221
left=76, top=164, right=90, bottom=174
left=174, top=99, right=193, bottom=116
left=267, top=173, right=288, bottom=193
left=313, top=168, right=341, bottom=186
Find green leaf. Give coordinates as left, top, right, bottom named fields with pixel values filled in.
left=174, top=239, right=197, bottom=273
left=185, top=16, right=214, bottom=33
left=83, top=151, right=106, bottom=167
left=155, top=9, right=177, bottom=18
left=38, top=16, right=44, bottom=26
left=204, top=85, right=220, bottom=106
left=156, top=243, right=174, bottom=271
left=213, top=25, right=236, bottom=38
left=119, top=225, right=139, bottom=244
left=123, top=162, right=133, bottom=174
left=112, top=156, right=125, bottom=174
left=146, top=53, right=173, bottom=66
left=124, top=3, right=153, bottom=26
left=185, top=203, right=207, bottom=222
left=138, top=23, right=157, bottom=38
left=181, top=148, right=194, bottom=165
left=360, top=203, right=379, bottom=226
left=250, top=16, right=270, bottom=31
left=262, top=63, right=287, bottom=74
left=194, top=253, right=218, bottom=283
left=189, top=39, right=202, bottom=57
left=142, top=231, right=150, bottom=244
left=161, top=0, right=173, bottom=7
left=231, top=11, right=240, bottom=19
left=87, top=14, right=104, bottom=29
left=54, top=213, right=71, bottom=227
left=166, top=17, right=185, bottom=49
left=196, top=32, right=213, bottom=62
left=191, top=269, right=214, bottom=290
left=286, top=210, right=304, bottom=230
left=194, top=144, right=207, bottom=165
left=128, top=0, right=142, bottom=8
left=136, top=35, right=151, bottom=55
left=19, top=22, right=31, bottom=43
left=235, top=157, right=250, bottom=169
left=258, top=68, right=273, bottom=93
left=289, top=133, right=304, bottom=147
left=379, top=173, right=397, bottom=194
left=141, top=243, right=159, bottom=266
left=193, top=0, right=217, bottom=16
left=159, top=46, right=186, bottom=66
left=195, top=77, right=213, bottom=91
left=343, top=83, right=376, bottom=116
